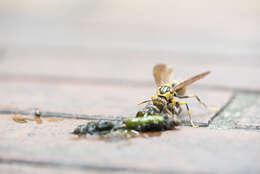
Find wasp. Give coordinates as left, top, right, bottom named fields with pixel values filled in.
left=138, top=64, right=214, bottom=128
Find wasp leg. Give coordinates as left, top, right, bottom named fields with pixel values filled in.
left=165, top=108, right=173, bottom=115
left=175, top=94, right=218, bottom=111
left=177, top=101, right=199, bottom=128
left=174, top=106, right=182, bottom=115
left=174, top=104, right=182, bottom=116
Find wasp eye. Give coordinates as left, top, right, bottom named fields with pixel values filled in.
left=159, top=86, right=170, bottom=94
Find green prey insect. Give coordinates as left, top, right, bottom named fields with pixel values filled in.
left=138, top=64, right=216, bottom=128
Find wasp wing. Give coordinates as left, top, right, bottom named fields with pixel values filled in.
left=172, top=71, right=210, bottom=91
left=153, top=64, right=173, bottom=87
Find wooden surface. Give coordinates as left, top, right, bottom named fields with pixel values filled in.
left=0, top=1, right=260, bottom=173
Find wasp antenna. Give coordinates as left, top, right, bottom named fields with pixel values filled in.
left=137, top=100, right=152, bottom=106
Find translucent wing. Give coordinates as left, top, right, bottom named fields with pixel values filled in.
left=172, top=71, right=210, bottom=92
left=153, top=64, right=173, bottom=87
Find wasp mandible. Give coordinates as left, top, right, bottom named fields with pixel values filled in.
left=138, top=64, right=213, bottom=128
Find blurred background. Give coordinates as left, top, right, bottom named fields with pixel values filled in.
left=0, top=0, right=260, bottom=113
left=1, top=0, right=259, bottom=54
left=1, top=2, right=260, bottom=173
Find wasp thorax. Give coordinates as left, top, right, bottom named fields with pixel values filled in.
left=152, top=97, right=167, bottom=111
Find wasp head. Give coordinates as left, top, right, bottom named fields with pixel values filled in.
left=157, top=84, right=173, bottom=101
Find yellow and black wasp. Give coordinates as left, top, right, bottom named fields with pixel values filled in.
left=138, top=64, right=213, bottom=128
